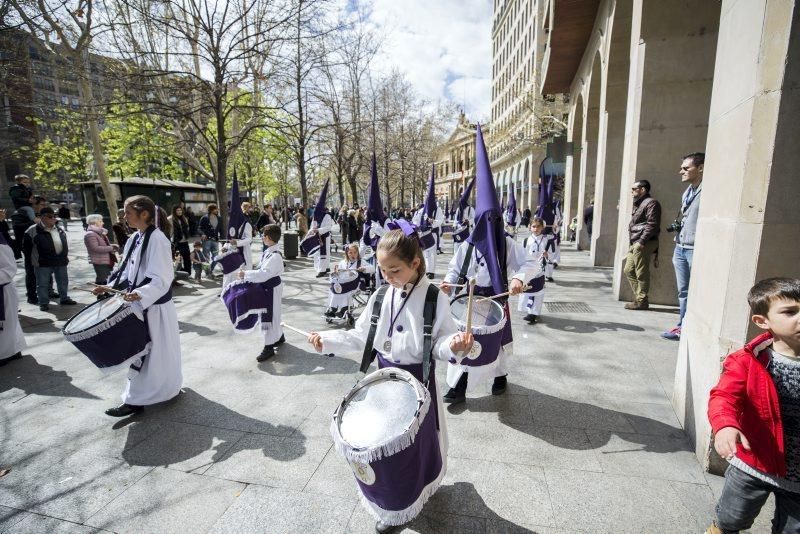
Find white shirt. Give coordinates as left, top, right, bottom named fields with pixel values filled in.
left=46, top=226, right=63, bottom=255
left=444, top=235, right=537, bottom=287
left=243, top=244, right=283, bottom=283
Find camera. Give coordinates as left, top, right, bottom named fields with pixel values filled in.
left=666, top=219, right=682, bottom=233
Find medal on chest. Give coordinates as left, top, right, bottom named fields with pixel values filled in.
left=382, top=339, right=392, bottom=353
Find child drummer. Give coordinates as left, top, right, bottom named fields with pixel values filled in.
left=307, top=226, right=473, bottom=533
left=325, top=243, right=375, bottom=319
left=518, top=217, right=553, bottom=324
left=236, top=224, right=285, bottom=362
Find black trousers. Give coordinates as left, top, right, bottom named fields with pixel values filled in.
left=176, top=242, right=191, bottom=273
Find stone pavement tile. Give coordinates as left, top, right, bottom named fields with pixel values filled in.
left=119, top=420, right=245, bottom=474
left=440, top=392, right=533, bottom=425
left=585, top=430, right=706, bottom=484
left=0, top=505, right=29, bottom=531
left=0, top=441, right=78, bottom=510
left=544, top=468, right=711, bottom=532
left=209, top=484, right=354, bottom=534
left=528, top=391, right=638, bottom=433
left=9, top=513, right=104, bottom=533
left=293, top=404, right=337, bottom=439
left=446, top=418, right=602, bottom=472
left=303, top=446, right=360, bottom=501
left=85, top=467, right=245, bottom=534
left=486, top=519, right=578, bottom=533
left=1, top=450, right=152, bottom=523
left=205, top=434, right=331, bottom=490
left=610, top=400, right=685, bottom=438
left=428, top=457, right=555, bottom=529
left=346, top=504, right=486, bottom=534
left=232, top=395, right=318, bottom=437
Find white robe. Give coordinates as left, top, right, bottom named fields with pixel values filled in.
left=443, top=235, right=538, bottom=390
left=517, top=234, right=550, bottom=315
left=412, top=207, right=444, bottom=275
left=363, top=220, right=389, bottom=286
left=121, top=228, right=182, bottom=406
left=328, top=259, right=375, bottom=308
left=316, top=277, right=459, bottom=502
left=310, top=214, right=333, bottom=273
left=222, top=221, right=253, bottom=288
left=242, top=244, right=284, bottom=345
left=0, top=240, right=25, bottom=360
left=551, top=207, right=563, bottom=264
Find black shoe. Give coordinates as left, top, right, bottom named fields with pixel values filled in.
left=426, top=273, right=434, bottom=279
left=26, top=298, right=37, bottom=305
left=48, top=291, right=59, bottom=299
left=546, top=276, right=554, bottom=282
left=524, top=314, right=538, bottom=324
left=324, top=307, right=336, bottom=317
left=257, top=345, right=275, bottom=362
left=0, top=352, right=22, bottom=367
left=275, top=334, right=286, bottom=346
left=443, top=373, right=468, bottom=404
left=60, top=298, right=77, bottom=305
left=316, top=270, right=330, bottom=278
left=492, top=375, right=508, bottom=396
left=39, top=304, right=49, bottom=312
left=105, top=403, right=144, bottom=417
left=375, top=520, right=399, bottom=533
left=335, top=307, right=347, bottom=318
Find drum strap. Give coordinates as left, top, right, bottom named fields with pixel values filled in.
left=456, top=243, right=474, bottom=287
left=109, top=226, right=155, bottom=290
left=421, top=284, right=438, bottom=386
left=359, top=284, right=389, bottom=374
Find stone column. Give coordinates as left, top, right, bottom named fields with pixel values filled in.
left=673, top=0, right=800, bottom=471
left=612, top=0, right=720, bottom=304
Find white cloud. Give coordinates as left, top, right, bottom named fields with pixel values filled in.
left=359, top=0, right=492, bottom=122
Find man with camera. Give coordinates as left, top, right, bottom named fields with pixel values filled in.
left=624, top=180, right=661, bottom=310
left=662, top=153, right=704, bottom=340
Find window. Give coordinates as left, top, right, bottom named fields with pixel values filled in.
left=28, top=46, right=41, bottom=60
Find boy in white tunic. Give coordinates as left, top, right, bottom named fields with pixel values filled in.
left=310, top=180, right=333, bottom=277
left=518, top=217, right=552, bottom=324
left=308, top=227, right=473, bottom=533
left=96, top=195, right=182, bottom=417
left=0, top=233, right=26, bottom=366
left=238, top=224, right=285, bottom=362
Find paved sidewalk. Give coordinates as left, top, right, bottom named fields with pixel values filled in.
left=0, top=226, right=772, bottom=533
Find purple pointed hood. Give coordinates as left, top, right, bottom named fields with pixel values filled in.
left=228, top=169, right=246, bottom=238
left=366, top=154, right=386, bottom=225
left=312, top=179, right=330, bottom=225
left=444, top=196, right=450, bottom=220
left=421, top=165, right=437, bottom=229
left=455, top=176, right=475, bottom=222
left=535, top=157, right=556, bottom=226
left=466, top=124, right=507, bottom=294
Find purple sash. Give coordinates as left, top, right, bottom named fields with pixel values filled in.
left=222, top=277, right=281, bottom=332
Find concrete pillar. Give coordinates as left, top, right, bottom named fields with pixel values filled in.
left=578, top=54, right=602, bottom=251
left=612, top=0, right=720, bottom=304
left=563, top=94, right=585, bottom=237
left=674, top=0, right=800, bottom=471
left=526, top=158, right=533, bottom=212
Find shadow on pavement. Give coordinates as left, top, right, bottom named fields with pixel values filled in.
left=0, top=355, right=98, bottom=400
left=120, top=388, right=306, bottom=468
left=421, top=481, right=536, bottom=533
left=178, top=321, right=218, bottom=336
left=258, top=344, right=356, bottom=377
left=539, top=316, right=645, bottom=333
left=449, top=385, right=689, bottom=454
left=550, top=279, right=612, bottom=289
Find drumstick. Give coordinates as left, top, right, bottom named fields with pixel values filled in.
left=476, top=285, right=531, bottom=302
left=87, top=282, right=127, bottom=295
left=281, top=322, right=311, bottom=338
left=458, top=279, right=476, bottom=361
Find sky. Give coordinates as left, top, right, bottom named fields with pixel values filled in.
left=358, top=0, right=493, bottom=122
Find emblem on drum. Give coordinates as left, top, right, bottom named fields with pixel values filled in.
left=465, top=340, right=482, bottom=360
left=349, top=461, right=376, bottom=485
left=334, top=283, right=343, bottom=293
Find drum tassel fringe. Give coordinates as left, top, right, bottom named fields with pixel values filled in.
left=358, top=461, right=446, bottom=526
left=63, top=308, right=152, bottom=374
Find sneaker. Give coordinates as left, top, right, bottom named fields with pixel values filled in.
left=443, top=373, right=468, bottom=404
left=39, top=304, right=49, bottom=311
left=546, top=276, right=554, bottom=282
left=105, top=403, right=144, bottom=417
left=48, top=290, right=60, bottom=299
left=492, top=375, right=508, bottom=395
left=661, top=327, right=681, bottom=340
left=324, top=307, right=337, bottom=317
left=624, top=300, right=649, bottom=310
left=315, top=270, right=330, bottom=278
left=275, top=334, right=286, bottom=346
left=26, top=297, right=38, bottom=305
left=257, top=345, right=275, bottom=362
left=524, top=314, right=538, bottom=324
left=60, top=298, right=77, bottom=305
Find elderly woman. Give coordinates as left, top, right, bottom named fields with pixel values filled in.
left=83, top=214, right=119, bottom=285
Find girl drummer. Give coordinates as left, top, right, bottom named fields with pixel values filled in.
left=94, top=195, right=182, bottom=417
left=324, top=243, right=375, bottom=319
left=307, top=227, right=473, bottom=532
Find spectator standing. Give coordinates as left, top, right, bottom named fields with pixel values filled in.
left=185, top=206, right=198, bottom=236
left=13, top=195, right=47, bottom=303
left=256, top=204, right=276, bottom=233
left=83, top=214, right=118, bottom=285
left=520, top=207, right=531, bottom=228
left=623, top=180, right=661, bottom=310
left=9, top=174, right=32, bottom=211
left=337, top=207, right=348, bottom=245
left=662, top=153, right=704, bottom=340
left=57, top=203, right=71, bottom=227
left=111, top=208, right=131, bottom=249
left=169, top=206, right=192, bottom=274
left=199, top=204, right=223, bottom=270
left=295, top=206, right=308, bottom=240
left=23, top=207, right=77, bottom=311
left=583, top=201, right=594, bottom=238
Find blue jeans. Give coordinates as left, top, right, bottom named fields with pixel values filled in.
left=716, top=465, right=800, bottom=533
left=203, top=239, right=220, bottom=272
left=672, top=245, right=693, bottom=327
left=35, top=265, right=69, bottom=305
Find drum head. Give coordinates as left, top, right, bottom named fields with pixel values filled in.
left=450, top=294, right=505, bottom=328
left=63, top=296, right=126, bottom=334
left=339, top=376, right=420, bottom=449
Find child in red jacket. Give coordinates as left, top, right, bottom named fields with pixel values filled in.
left=707, top=277, right=800, bottom=533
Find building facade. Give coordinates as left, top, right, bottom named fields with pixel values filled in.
left=537, top=0, right=800, bottom=471
left=433, top=111, right=478, bottom=206
left=490, top=0, right=567, bottom=213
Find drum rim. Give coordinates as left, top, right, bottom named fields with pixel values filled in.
left=62, top=296, right=129, bottom=336
left=448, top=293, right=507, bottom=334
left=332, top=368, right=428, bottom=454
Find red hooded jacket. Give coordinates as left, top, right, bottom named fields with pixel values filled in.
left=708, top=331, right=786, bottom=477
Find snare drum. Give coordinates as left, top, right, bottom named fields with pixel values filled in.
left=331, top=368, right=444, bottom=525
left=216, top=248, right=245, bottom=275
left=524, top=274, right=545, bottom=294
left=449, top=293, right=507, bottom=367
left=452, top=224, right=470, bottom=243
left=418, top=230, right=436, bottom=250
left=330, top=270, right=360, bottom=294
left=221, top=279, right=275, bottom=333
left=62, top=296, right=151, bottom=372
left=300, top=233, right=321, bottom=256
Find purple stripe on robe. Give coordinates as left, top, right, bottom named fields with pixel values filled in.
left=350, top=355, right=442, bottom=513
